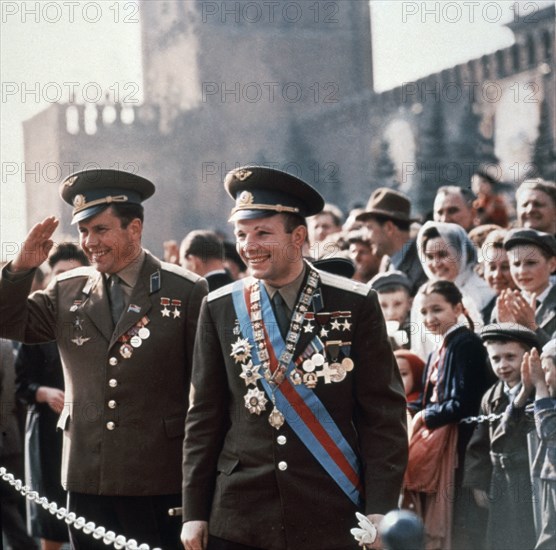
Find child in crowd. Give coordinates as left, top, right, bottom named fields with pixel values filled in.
left=394, top=349, right=424, bottom=440
left=404, top=280, right=493, bottom=550
left=479, top=229, right=516, bottom=324
left=496, top=228, right=556, bottom=347
left=464, top=323, right=539, bottom=550
left=515, top=340, right=556, bottom=550
left=370, top=271, right=413, bottom=349
left=394, top=349, right=424, bottom=403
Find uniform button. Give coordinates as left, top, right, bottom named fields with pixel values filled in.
left=106, top=421, right=115, bottom=431
left=108, top=400, right=117, bottom=409
left=278, top=461, right=288, bottom=471
left=108, top=379, right=118, bottom=388
left=109, top=357, right=118, bottom=366
left=277, top=435, right=287, bottom=445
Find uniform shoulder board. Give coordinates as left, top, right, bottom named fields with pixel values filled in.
left=160, top=261, right=201, bottom=283
left=208, top=281, right=236, bottom=302
left=56, top=266, right=96, bottom=282
left=318, top=269, right=369, bottom=296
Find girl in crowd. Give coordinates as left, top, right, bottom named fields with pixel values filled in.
left=394, top=349, right=425, bottom=440
left=394, top=349, right=424, bottom=403
left=404, top=280, right=493, bottom=550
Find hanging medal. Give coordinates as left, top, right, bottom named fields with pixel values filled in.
left=268, top=406, right=285, bottom=429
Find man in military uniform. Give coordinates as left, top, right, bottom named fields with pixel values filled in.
left=181, top=167, right=407, bottom=550
left=0, top=169, right=208, bottom=549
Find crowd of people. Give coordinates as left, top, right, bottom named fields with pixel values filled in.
left=0, top=166, right=555, bottom=550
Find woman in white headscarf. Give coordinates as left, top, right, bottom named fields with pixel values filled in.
left=411, top=221, right=496, bottom=360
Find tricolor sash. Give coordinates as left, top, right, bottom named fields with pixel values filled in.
left=232, top=279, right=363, bottom=507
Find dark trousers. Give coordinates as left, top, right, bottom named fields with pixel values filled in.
left=208, top=536, right=267, bottom=550
left=207, top=535, right=358, bottom=550
left=67, top=491, right=182, bottom=549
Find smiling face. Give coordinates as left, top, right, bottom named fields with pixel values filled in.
left=363, top=218, right=390, bottom=256
left=485, top=340, right=527, bottom=388
left=423, top=236, right=460, bottom=282
left=234, top=214, right=306, bottom=287
left=517, top=189, right=556, bottom=233
left=78, top=207, right=142, bottom=274
left=419, top=291, right=462, bottom=336
left=483, top=246, right=516, bottom=294
left=507, top=244, right=556, bottom=295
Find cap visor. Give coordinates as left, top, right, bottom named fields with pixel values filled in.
left=71, top=205, right=108, bottom=224
left=228, top=210, right=277, bottom=222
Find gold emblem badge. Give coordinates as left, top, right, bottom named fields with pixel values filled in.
left=73, top=194, right=86, bottom=208
left=235, top=169, right=253, bottom=182
left=237, top=191, right=254, bottom=207
left=64, top=175, right=78, bottom=187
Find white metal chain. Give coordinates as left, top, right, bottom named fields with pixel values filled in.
left=0, top=466, right=162, bottom=550
left=459, top=413, right=504, bottom=424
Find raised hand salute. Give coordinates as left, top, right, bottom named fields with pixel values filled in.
left=11, top=216, right=59, bottom=272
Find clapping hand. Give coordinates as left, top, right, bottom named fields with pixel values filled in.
left=496, top=289, right=537, bottom=330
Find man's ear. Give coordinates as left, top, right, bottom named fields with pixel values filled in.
left=128, top=218, right=143, bottom=239
left=292, top=224, right=308, bottom=248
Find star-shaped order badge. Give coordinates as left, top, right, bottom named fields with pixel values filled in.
left=244, top=388, right=268, bottom=415
left=230, top=337, right=252, bottom=363
left=239, top=360, right=262, bottom=386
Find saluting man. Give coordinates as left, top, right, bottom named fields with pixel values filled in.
left=181, top=167, right=407, bottom=550
left=0, top=169, right=208, bottom=549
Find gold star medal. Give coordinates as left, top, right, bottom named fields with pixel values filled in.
left=160, top=297, right=171, bottom=317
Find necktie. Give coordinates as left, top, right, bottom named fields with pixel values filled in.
left=272, top=291, right=290, bottom=340
left=108, top=275, right=125, bottom=326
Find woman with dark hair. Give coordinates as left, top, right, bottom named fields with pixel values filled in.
left=404, top=280, right=493, bottom=550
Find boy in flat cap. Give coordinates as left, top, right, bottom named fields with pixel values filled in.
left=464, top=323, right=539, bottom=550
left=0, top=169, right=208, bottom=549
left=495, top=228, right=556, bottom=347
left=181, top=166, right=407, bottom=550
left=370, top=271, right=413, bottom=350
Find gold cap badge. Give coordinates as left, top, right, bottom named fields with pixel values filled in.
left=235, top=169, right=253, bottom=182
left=237, top=191, right=254, bottom=206
left=73, top=194, right=86, bottom=208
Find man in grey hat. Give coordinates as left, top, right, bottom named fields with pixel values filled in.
left=0, top=169, right=208, bottom=549
left=356, top=188, right=426, bottom=296
left=181, top=166, right=407, bottom=550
